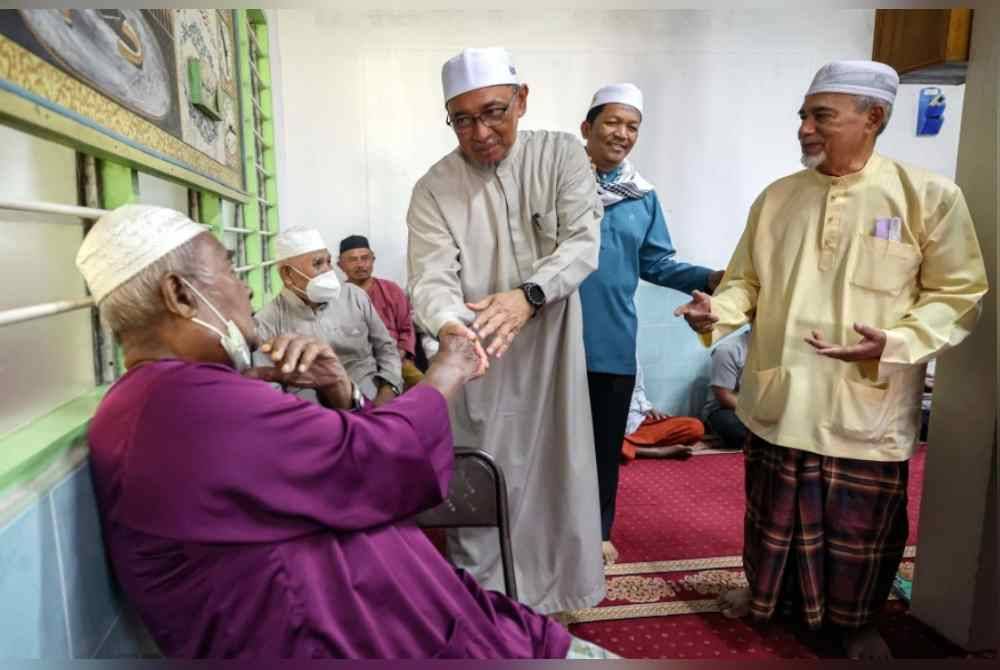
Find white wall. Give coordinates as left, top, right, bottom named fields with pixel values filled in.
left=273, top=9, right=965, bottom=284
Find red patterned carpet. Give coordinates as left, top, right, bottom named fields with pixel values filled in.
left=563, top=447, right=988, bottom=659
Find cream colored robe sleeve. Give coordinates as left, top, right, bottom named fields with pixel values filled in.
left=406, top=183, right=474, bottom=338
left=879, top=185, right=988, bottom=378
left=524, top=140, right=602, bottom=304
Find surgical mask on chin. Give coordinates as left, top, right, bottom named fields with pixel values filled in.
left=291, top=266, right=342, bottom=303
left=179, top=277, right=252, bottom=372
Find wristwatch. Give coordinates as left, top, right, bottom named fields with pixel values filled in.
left=520, top=282, right=546, bottom=314
left=375, top=376, right=401, bottom=397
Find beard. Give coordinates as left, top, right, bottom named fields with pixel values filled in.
left=801, top=150, right=827, bottom=169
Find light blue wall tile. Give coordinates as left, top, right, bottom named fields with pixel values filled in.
left=0, top=495, right=70, bottom=658
left=635, top=282, right=714, bottom=417
left=50, top=462, right=121, bottom=658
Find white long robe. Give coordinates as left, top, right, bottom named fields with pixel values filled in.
left=406, top=130, right=605, bottom=613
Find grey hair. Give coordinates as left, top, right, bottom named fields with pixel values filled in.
left=854, top=95, right=893, bottom=136
left=98, top=237, right=212, bottom=337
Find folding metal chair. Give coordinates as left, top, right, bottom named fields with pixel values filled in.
left=413, top=447, right=517, bottom=600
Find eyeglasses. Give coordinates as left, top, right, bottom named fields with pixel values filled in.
left=446, top=87, right=519, bottom=134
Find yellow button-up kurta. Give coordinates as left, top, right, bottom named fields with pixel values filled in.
left=706, top=153, right=987, bottom=461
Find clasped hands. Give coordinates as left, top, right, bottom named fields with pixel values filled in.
left=673, top=291, right=887, bottom=362
left=438, top=288, right=535, bottom=372
left=243, top=334, right=354, bottom=408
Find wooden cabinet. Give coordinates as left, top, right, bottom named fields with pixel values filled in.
left=873, top=9, right=973, bottom=81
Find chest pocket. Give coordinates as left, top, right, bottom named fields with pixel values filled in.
left=531, top=209, right=559, bottom=256
left=331, top=325, right=368, bottom=356
left=849, top=234, right=922, bottom=296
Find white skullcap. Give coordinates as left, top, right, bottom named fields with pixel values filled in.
left=274, top=226, right=327, bottom=262
left=76, top=204, right=208, bottom=303
left=589, top=83, right=644, bottom=116
left=805, top=60, right=899, bottom=105
left=442, top=47, right=519, bottom=103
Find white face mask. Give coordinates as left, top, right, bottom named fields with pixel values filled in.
left=179, top=277, right=252, bottom=372
left=290, top=266, right=342, bottom=303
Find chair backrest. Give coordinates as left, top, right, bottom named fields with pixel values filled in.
left=414, top=448, right=517, bottom=600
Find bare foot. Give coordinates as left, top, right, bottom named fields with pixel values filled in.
left=717, top=588, right=751, bottom=619
left=635, top=445, right=693, bottom=459
left=842, top=624, right=892, bottom=661
left=602, top=541, right=619, bottom=566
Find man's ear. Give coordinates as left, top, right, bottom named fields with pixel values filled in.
left=581, top=120, right=592, bottom=141
left=161, top=273, right=198, bottom=319
left=867, top=104, right=886, bottom=135
left=516, top=83, right=529, bottom=119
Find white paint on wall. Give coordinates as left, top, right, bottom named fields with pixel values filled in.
left=274, top=10, right=965, bottom=284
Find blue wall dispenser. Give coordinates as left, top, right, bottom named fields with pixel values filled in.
left=917, top=87, right=946, bottom=136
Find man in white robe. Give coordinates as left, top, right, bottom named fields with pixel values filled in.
left=406, top=47, right=605, bottom=614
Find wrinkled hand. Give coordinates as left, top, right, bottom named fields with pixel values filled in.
left=707, top=270, right=725, bottom=294
left=805, top=323, right=887, bottom=362
left=673, top=290, right=718, bottom=333
left=421, top=329, right=490, bottom=400
left=437, top=332, right=489, bottom=381
left=438, top=321, right=489, bottom=373
left=244, top=334, right=352, bottom=407
left=467, top=290, right=534, bottom=358
left=648, top=410, right=669, bottom=422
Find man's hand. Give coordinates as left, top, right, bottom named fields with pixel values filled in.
left=421, top=330, right=489, bottom=400
left=673, top=290, right=718, bottom=334
left=707, top=270, right=725, bottom=294
left=805, top=323, right=887, bottom=362
left=244, top=334, right=353, bottom=408
left=647, top=409, right=669, bottom=421
left=467, top=290, right=534, bottom=358
left=373, top=384, right=397, bottom=407
left=438, top=321, right=489, bottom=373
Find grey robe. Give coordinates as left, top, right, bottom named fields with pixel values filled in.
left=406, top=130, right=605, bottom=613
left=254, top=285, right=403, bottom=399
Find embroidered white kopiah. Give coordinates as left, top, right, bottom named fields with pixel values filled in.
left=805, top=60, right=899, bottom=105
left=75, top=204, right=209, bottom=303
left=441, top=47, right=519, bottom=103
left=274, top=226, right=327, bottom=263
left=589, top=82, right=644, bottom=116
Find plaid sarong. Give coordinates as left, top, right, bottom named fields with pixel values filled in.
left=743, top=434, right=909, bottom=629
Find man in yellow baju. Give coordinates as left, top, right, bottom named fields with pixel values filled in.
left=676, top=60, right=987, bottom=660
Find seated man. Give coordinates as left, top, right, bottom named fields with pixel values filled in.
left=75, top=204, right=615, bottom=659
left=256, top=227, right=403, bottom=406
left=621, top=356, right=704, bottom=463
left=338, top=234, right=424, bottom=389
left=701, top=329, right=750, bottom=451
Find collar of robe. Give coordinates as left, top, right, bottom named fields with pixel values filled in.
left=809, top=151, right=883, bottom=187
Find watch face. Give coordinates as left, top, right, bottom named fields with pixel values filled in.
left=527, top=284, right=545, bottom=306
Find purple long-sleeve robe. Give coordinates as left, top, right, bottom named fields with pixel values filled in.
left=87, top=360, right=570, bottom=658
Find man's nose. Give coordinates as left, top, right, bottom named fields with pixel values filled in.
left=472, top=118, right=493, bottom=141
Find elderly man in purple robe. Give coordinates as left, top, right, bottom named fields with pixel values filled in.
left=74, top=204, right=616, bottom=659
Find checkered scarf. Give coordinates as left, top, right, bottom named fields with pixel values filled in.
left=596, top=159, right=655, bottom=207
